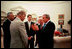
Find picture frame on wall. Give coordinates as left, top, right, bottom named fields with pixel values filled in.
left=58, top=14, right=64, bottom=19
left=58, top=20, right=64, bottom=25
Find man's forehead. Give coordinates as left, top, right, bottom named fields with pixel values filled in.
left=29, top=15, right=32, bottom=17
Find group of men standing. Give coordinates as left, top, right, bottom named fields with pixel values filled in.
left=2, top=11, right=55, bottom=48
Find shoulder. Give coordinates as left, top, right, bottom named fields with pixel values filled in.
left=49, top=21, right=55, bottom=25
left=47, top=21, right=55, bottom=27
left=11, top=21, right=25, bottom=29
left=3, top=19, right=8, bottom=23
left=25, top=21, right=28, bottom=23
left=32, top=21, right=34, bottom=23
left=24, top=21, right=28, bottom=25
left=31, top=21, right=35, bottom=24
left=3, top=19, right=9, bottom=25
left=11, top=19, right=23, bottom=26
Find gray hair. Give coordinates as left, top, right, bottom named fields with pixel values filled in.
left=17, top=11, right=26, bottom=16
left=43, top=14, right=50, bottom=19
left=7, top=12, right=12, bottom=17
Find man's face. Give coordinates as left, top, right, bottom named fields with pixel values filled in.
left=43, top=15, right=48, bottom=23
left=20, top=14, right=26, bottom=21
left=8, top=13, right=15, bottom=21
left=40, top=19, right=44, bottom=24
left=28, top=16, right=32, bottom=21
left=38, top=19, right=43, bottom=24
left=38, top=19, right=40, bottom=24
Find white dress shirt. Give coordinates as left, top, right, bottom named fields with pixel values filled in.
left=43, top=20, right=50, bottom=27
left=28, top=21, right=31, bottom=30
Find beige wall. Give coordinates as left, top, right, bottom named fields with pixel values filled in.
left=1, top=1, right=71, bottom=33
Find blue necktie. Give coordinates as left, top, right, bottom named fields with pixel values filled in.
left=43, top=23, right=46, bottom=29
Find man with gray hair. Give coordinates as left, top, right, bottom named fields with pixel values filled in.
left=3, top=12, right=15, bottom=48
left=10, top=11, right=28, bottom=48
left=39, top=14, right=55, bottom=48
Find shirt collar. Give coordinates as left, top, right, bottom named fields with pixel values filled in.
left=45, top=20, right=50, bottom=25
left=28, top=20, right=31, bottom=23
left=42, top=23, right=44, bottom=26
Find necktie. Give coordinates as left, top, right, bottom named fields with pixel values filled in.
left=43, top=23, right=46, bottom=29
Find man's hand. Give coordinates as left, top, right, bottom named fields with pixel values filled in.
left=28, top=37, right=31, bottom=40
left=31, top=24, right=39, bottom=31
left=34, top=24, right=39, bottom=31
left=28, top=36, right=33, bottom=40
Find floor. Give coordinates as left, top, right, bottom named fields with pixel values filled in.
left=1, top=35, right=71, bottom=48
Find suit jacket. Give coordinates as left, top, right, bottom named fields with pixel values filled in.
left=3, top=19, right=11, bottom=48
left=10, top=17, right=28, bottom=48
left=39, top=21, right=55, bottom=48
left=25, top=21, right=35, bottom=40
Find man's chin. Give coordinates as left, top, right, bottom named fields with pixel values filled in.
left=22, top=19, right=25, bottom=21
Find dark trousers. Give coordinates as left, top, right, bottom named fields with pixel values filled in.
left=4, top=38, right=11, bottom=48
left=39, top=41, right=54, bottom=48
left=28, top=39, right=34, bottom=48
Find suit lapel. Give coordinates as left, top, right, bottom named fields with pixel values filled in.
left=43, top=21, right=50, bottom=30
left=7, top=19, right=11, bottom=23
left=30, top=22, right=32, bottom=30
left=26, top=22, right=29, bottom=31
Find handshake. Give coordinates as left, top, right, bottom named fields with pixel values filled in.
left=31, top=24, right=39, bottom=31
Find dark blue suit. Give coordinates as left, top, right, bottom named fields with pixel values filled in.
left=25, top=22, right=35, bottom=48
left=39, top=21, right=55, bottom=48
left=3, top=19, right=11, bottom=48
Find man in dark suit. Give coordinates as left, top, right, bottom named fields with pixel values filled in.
left=39, top=14, right=55, bottom=48
left=3, top=12, right=15, bottom=48
left=25, top=14, right=35, bottom=48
